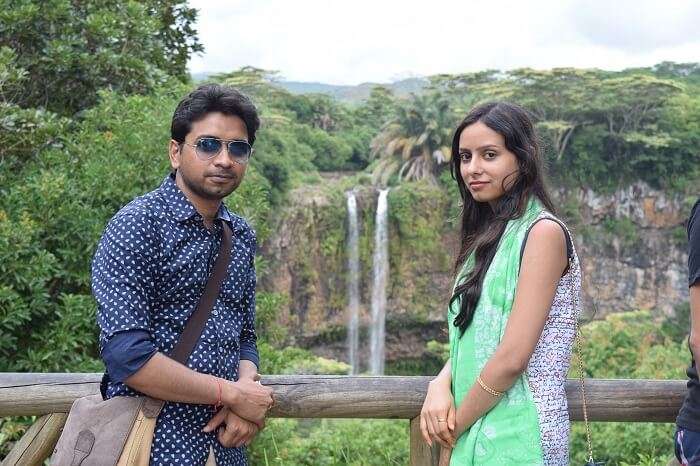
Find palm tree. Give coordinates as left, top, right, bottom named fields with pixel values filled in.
left=370, top=92, right=454, bottom=185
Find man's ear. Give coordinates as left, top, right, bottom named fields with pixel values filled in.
left=169, top=140, right=181, bottom=171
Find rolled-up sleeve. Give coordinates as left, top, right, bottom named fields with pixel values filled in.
left=101, top=330, right=157, bottom=382
left=92, top=211, right=158, bottom=367
left=238, top=234, right=259, bottom=368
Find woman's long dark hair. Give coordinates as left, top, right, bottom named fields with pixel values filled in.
left=449, top=102, right=556, bottom=335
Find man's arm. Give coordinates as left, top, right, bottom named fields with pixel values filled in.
left=690, top=286, right=700, bottom=369
left=93, top=213, right=271, bottom=424
left=688, top=200, right=700, bottom=368
left=124, top=353, right=271, bottom=427
left=238, top=232, right=260, bottom=378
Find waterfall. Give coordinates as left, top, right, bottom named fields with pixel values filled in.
left=369, top=189, right=389, bottom=375
left=346, top=192, right=361, bottom=375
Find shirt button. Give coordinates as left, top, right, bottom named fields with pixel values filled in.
left=212, top=310, right=218, bottom=316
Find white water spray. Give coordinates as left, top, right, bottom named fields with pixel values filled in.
left=346, top=192, right=361, bottom=375
left=369, top=189, right=389, bottom=375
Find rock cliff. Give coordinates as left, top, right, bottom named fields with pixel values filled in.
left=260, top=176, right=694, bottom=372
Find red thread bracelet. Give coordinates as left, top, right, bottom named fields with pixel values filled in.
left=212, top=376, right=223, bottom=409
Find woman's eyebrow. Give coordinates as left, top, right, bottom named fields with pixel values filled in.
left=475, top=144, right=500, bottom=151
left=459, top=144, right=500, bottom=152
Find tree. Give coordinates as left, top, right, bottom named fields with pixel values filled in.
left=355, top=85, right=398, bottom=129
left=0, top=47, right=68, bottom=169
left=0, top=0, right=202, bottom=115
left=486, top=68, right=606, bottom=161
left=370, top=92, right=456, bottom=184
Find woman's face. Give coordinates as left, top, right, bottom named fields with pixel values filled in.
left=458, top=121, right=519, bottom=205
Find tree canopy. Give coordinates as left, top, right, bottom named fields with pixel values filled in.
left=0, top=0, right=201, bottom=115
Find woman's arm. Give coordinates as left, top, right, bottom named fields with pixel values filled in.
left=453, top=220, right=568, bottom=436
left=433, top=358, right=452, bottom=385
left=421, top=359, right=456, bottom=447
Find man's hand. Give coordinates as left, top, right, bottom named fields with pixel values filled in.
left=203, top=407, right=260, bottom=448
left=223, top=377, right=273, bottom=428
left=238, top=361, right=259, bottom=382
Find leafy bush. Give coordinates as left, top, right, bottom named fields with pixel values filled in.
left=0, top=0, right=201, bottom=115
left=570, top=310, right=687, bottom=465
left=249, top=419, right=408, bottom=466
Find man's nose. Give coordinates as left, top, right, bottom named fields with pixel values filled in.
left=212, top=146, right=233, bottom=168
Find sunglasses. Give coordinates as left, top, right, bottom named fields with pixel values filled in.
left=182, top=137, right=253, bottom=164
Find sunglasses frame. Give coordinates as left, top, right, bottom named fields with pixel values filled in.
left=181, top=137, right=254, bottom=164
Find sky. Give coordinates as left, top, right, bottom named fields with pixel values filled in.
left=187, top=0, right=700, bottom=85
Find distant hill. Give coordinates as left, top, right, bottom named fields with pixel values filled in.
left=274, top=78, right=428, bottom=102
left=190, top=72, right=428, bottom=102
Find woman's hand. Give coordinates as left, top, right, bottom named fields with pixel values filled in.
left=420, top=376, right=457, bottom=448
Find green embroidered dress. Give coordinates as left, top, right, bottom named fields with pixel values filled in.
left=448, top=198, right=581, bottom=465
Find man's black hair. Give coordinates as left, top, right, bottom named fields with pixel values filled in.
left=171, top=84, right=260, bottom=145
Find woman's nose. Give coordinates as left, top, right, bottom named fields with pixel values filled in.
left=466, top=156, right=483, bottom=175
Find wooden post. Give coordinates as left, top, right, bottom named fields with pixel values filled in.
left=409, top=416, right=439, bottom=466
left=2, top=412, right=68, bottom=466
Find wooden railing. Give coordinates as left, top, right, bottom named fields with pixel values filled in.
left=0, top=373, right=687, bottom=465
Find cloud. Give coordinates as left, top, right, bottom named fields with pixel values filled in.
left=188, top=0, right=700, bottom=84
left=568, top=0, right=700, bottom=51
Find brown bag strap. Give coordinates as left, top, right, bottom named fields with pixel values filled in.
left=169, top=221, right=232, bottom=365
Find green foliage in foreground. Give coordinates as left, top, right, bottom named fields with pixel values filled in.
left=568, top=310, right=688, bottom=465
left=249, top=419, right=407, bottom=466
left=0, top=0, right=201, bottom=115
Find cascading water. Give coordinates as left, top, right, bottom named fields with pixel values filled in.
left=369, top=189, right=389, bottom=375
left=346, top=192, right=361, bottom=375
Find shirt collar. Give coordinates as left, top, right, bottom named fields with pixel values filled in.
left=159, top=173, right=245, bottom=234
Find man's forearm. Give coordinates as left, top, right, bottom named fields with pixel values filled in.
left=125, top=352, right=222, bottom=405
left=125, top=352, right=256, bottom=405
left=689, top=285, right=700, bottom=365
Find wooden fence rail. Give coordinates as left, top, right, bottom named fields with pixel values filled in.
left=0, top=373, right=688, bottom=466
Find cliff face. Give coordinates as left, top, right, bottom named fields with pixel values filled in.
left=571, top=184, right=691, bottom=319
left=260, top=177, right=693, bottom=371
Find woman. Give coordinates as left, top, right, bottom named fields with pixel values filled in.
left=420, top=102, right=582, bottom=465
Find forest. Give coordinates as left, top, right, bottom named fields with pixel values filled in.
left=1, top=1, right=699, bottom=464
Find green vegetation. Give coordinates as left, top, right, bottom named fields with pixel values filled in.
left=249, top=419, right=407, bottom=465
left=371, top=66, right=700, bottom=192
left=0, top=0, right=200, bottom=115
left=387, top=182, right=451, bottom=319
left=569, top=310, right=689, bottom=465
left=1, top=1, right=697, bottom=462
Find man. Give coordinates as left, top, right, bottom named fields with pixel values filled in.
left=676, top=197, right=700, bottom=465
left=92, top=84, right=273, bottom=465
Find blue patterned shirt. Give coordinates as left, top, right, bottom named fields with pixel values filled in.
left=92, top=173, right=258, bottom=465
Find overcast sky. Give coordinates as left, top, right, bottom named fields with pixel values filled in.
left=187, top=0, right=700, bottom=85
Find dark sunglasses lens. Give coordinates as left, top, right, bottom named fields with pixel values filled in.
left=228, top=141, right=251, bottom=159
left=196, top=138, right=222, bottom=156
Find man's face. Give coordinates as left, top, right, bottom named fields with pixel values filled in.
left=169, top=111, right=249, bottom=201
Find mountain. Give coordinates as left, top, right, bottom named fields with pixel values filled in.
left=274, top=78, right=428, bottom=102
left=190, top=71, right=428, bottom=102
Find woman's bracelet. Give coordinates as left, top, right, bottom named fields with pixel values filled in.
left=212, top=375, right=223, bottom=409
left=476, top=375, right=504, bottom=397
